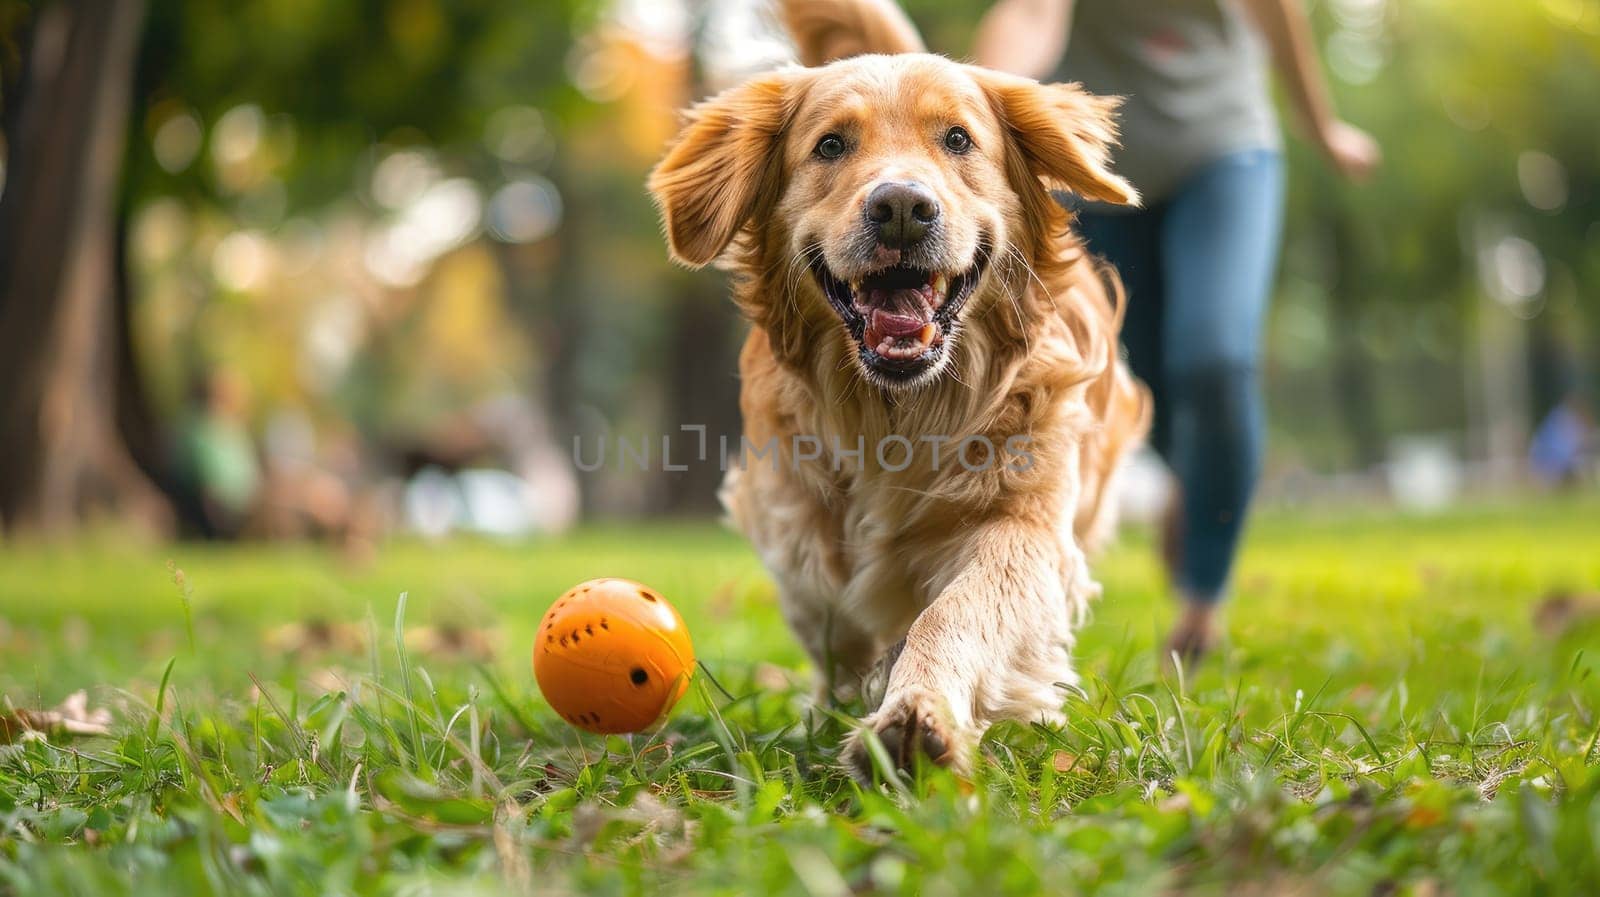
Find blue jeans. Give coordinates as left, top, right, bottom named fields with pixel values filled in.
left=1075, top=149, right=1285, bottom=604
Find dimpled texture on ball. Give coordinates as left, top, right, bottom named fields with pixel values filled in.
left=533, top=578, right=695, bottom=734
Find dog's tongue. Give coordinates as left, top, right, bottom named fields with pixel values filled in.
left=856, top=279, right=942, bottom=361
left=868, top=307, right=929, bottom=338
left=862, top=303, right=938, bottom=360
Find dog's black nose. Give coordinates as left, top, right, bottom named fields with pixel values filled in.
left=866, top=182, right=939, bottom=248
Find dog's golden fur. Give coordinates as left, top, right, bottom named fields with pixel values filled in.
left=648, top=0, right=1150, bottom=773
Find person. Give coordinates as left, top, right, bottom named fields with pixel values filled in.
left=1530, top=393, right=1596, bottom=487
left=177, top=368, right=264, bottom=538
left=975, top=0, right=1381, bottom=661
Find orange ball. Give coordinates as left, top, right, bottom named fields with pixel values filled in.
left=532, top=578, right=695, bottom=734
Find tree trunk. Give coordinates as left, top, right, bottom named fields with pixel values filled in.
left=0, top=0, right=170, bottom=536
left=656, top=0, right=744, bottom=515
left=535, top=154, right=597, bottom=515
left=659, top=272, right=742, bottom=515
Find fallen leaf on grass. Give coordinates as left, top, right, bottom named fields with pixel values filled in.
left=1404, top=804, right=1446, bottom=829
left=1411, top=879, right=1445, bottom=897
left=753, top=662, right=800, bottom=691
left=265, top=619, right=496, bottom=662
left=1157, top=791, right=1192, bottom=814
left=264, top=619, right=368, bottom=656
left=0, top=690, right=113, bottom=743
left=405, top=624, right=496, bottom=662
left=1051, top=750, right=1103, bottom=773
left=1532, top=590, right=1600, bottom=639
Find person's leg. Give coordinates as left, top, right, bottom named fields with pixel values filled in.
left=1157, top=149, right=1285, bottom=658
left=1072, top=204, right=1168, bottom=451
left=1073, top=203, right=1188, bottom=590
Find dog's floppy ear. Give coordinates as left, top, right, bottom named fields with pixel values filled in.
left=648, top=71, right=804, bottom=268
left=975, top=69, right=1139, bottom=206
left=778, top=0, right=925, bottom=66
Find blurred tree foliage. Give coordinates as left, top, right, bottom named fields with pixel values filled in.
left=129, top=0, right=596, bottom=209
left=127, top=0, right=627, bottom=517
left=1274, top=0, right=1600, bottom=469
left=123, top=0, right=602, bottom=437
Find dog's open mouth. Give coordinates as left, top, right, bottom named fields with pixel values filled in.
left=810, top=242, right=990, bottom=383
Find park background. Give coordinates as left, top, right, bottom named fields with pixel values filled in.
left=0, top=0, right=1596, bottom=543
left=1, top=2, right=1599, bottom=894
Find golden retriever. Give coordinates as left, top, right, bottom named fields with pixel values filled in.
left=648, top=0, right=1150, bottom=775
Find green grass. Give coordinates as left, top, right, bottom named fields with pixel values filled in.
left=2, top=496, right=1599, bottom=895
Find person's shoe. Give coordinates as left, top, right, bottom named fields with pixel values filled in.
left=1163, top=601, right=1218, bottom=668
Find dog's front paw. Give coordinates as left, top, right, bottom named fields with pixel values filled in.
left=844, top=688, right=975, bottom=781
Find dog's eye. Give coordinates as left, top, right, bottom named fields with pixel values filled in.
left=815, top=134, right=847, bottom=160
left=943, top=126, right=973, bottom=154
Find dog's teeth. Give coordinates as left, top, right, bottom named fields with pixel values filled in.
left=917, top=323, right=936, bottom=344
left=932, top=274, right=948, bottom=305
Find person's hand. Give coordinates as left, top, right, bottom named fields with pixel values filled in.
left=1316, top=120, right=1382, bottom=182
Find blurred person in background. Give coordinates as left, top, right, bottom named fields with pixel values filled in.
left=176, top=369, right=263, bottom=539
left=975, top=0, right=1382, bottom=661
left=1530, top=392, right=1596, bottom=487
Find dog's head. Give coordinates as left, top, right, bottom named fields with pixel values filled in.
left=648, top=54, right=1136, bottom=390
